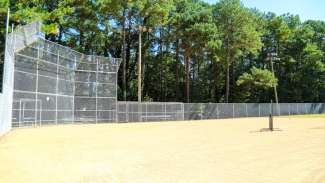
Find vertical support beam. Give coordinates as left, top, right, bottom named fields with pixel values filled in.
left=95, top=57, right=98, bottom=124
left=39, top=100, right=42, bottom=126
left=115, top=64, right=118, bottom=123
left=258, top=104, right=261, bottom=117
left=126, top=102, right=129, bottom=122
left=269, top=101, right=274, bottom=131
left=19, top=100, right=22, bottom=127
left=182, top=103, right=185, bottom=121
left=35, top=44, right=40, bottom=126
left=232, top=103, right=235, bottom=118
left=289, top=103, right=291, bottom=116
left=73, top=55, right=76, bottom=123
left=269, top=54, right=279, bottom=104
left=296, top=103, right=299, bottom=115
left=200, top=103, right=203, bottom=120
left=55, top=50, right=59, bottom=125
left=217, top=103, right=219, bottom=119
left=245, top=103, right=248, bottom=117
left=164, top=103, right=167, bottom=121
left=22, top=102, right=25, bottom=126
left=145, top=103, right=148, bottom=122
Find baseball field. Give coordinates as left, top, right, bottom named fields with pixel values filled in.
left=1, top=115, right=325, bottom=183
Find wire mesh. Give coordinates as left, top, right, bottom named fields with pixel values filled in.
left=10, top=22, right=121, bottom=127
left=183, top=103, right=325, bottom=120
left=117, top=102, right=185, bottom=122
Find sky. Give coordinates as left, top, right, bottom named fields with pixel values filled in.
left=203, top=0, right=325, bottom=21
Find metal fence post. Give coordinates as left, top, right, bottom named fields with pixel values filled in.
left=164, top=103, right=167, bottom=121
left=258, top=104, right=261, bottom=117
left=182, top=103, right=185, bottom=121
left=200, top=103, right=203, bottom=120
left=216, top=103, right=219, bottom=119
left=232, top=103, right=235, bottom=118
left=289, top=103, right=291, bottom=116
left=145, top=103, right=147, bottom=122
left=245, top=103, right=248, bottom=117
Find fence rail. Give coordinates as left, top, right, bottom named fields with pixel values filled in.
left=117, top=102, right=325, bottom=122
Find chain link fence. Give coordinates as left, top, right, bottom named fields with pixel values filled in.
left=7, top=22, right=121, bottom=128
left=184, top=103, right=325, bottom=120
left=117, top=102, right=184, bottom=122
left=117, top=102, right=325, bottom=122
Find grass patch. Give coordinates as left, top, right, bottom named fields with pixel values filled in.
left=280, top=114, right=325, bottom=118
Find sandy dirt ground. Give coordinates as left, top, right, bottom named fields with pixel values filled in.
left=1, top=117, right=325, bottom=183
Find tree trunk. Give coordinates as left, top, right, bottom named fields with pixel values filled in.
left=214, top=62, right=219, bottom=102
left=225, top=35, right=230, bottom=103
left=122, top=8, right=127, bottom=101
left=125, top=14, right=132, bottom=98
left=175, top=39, right=179, bottom=101
left=185, top=50, right=190, bottom=103
left=159, top=27, right=163, bottom=101
left=225, top=63, right=230, bottom=103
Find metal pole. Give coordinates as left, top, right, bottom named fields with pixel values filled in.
left=35, top=43, right=40, bottom=126
left=56, top=50, right=59, bottom=125
left=269, top=100, right=274, bottom=131
left=245, top=103, right=248, bottom=117
left=270, top=54, right=279, bottom=104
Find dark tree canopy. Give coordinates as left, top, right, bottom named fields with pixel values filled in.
left=1, top=0, right=324, bottom=102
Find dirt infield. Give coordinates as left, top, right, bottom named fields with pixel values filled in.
left=1, top=117, right=325, bottom=183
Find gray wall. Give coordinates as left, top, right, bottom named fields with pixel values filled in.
left=0, top=35, right=14, bottom=136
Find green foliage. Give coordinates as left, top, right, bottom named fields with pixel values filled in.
left=214, top=0, right=262, bottom=61
left=1, top=0, right=324, bottom=102
left=236, top=67, right=278, bottom=102
left=0, top=0, right=9, bottom=13
left=237, top=67, right=277, bottom=89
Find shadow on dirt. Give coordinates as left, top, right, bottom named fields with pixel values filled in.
left=250, top=128, right=283, bottom=133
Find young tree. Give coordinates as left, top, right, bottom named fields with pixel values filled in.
left=237, top=67, right=278, bottom=102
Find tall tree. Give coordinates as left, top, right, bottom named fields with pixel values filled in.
left=213, top=0, right=262, bottom=102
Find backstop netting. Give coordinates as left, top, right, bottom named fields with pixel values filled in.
left=10, top=22, right=121, bottom=127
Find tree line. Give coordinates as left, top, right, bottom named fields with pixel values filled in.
left=0, top=0, right=324, bottom=103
